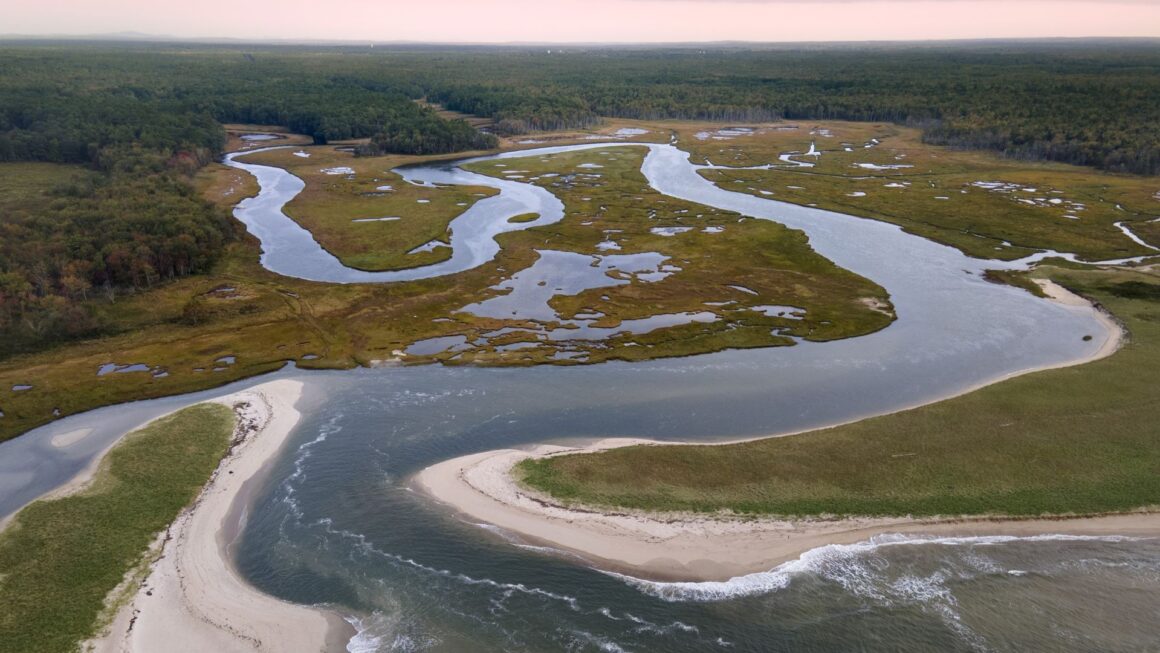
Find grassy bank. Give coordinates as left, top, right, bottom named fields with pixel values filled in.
left=0, top=403, right=236, bottom=653
left=680, top=121, right=1159, bottom=262
left=237, top=146, right=499, bottom=272
left=519, top=267, right=1160, bottom=518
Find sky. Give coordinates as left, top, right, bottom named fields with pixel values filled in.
left=4, top=0, right=1160, bottom=43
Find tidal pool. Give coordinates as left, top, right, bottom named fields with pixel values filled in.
left=460, top=250, right=670, bottom=322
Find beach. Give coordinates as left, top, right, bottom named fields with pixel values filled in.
left=416, top=445, right=1160, bottom=582
left=414, top=281, right=1152, bottom=583
left=87, top=379, right=352, bottom=653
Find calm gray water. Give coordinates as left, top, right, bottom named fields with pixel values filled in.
left=3, top=142, right=1156, bottom=651
left=223, top=149, right=570, bottom=283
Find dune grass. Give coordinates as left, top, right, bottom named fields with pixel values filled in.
left=519, top=266, right=1160, bottom=519
left=0, top=403, right=236, bottom=653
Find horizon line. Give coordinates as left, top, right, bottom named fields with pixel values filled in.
left=3, top=33, right=1160, bottom=48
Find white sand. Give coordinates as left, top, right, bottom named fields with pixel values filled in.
left=88, top=380, right=350, bottom=653
left=417, top=448, right=1160, bottom=582
left=415, top=282, right=1141, bottom=582
left=1034, top=280, right=1123, bottom=363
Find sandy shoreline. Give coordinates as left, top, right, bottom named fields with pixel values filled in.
left=414, top=282, right=1152, bottom=582
left=416, top=447, right=1160, bottom=582
left=88, top=379, right=353, bottom=653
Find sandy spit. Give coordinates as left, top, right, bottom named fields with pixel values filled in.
left=87, top=379, right=352, bottom=653
left=414, top=281, right=1153, bottom=583
left=416, top=448, right=1160, bottom=582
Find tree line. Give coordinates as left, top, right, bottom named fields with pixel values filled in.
left=2, top=41, right=1159, bottom=357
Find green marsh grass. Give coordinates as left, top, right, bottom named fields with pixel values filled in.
left=0, top=403, right=236, bottom=653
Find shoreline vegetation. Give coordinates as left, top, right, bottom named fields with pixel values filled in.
left=419, top=445, right=1160, bottom=582
left=0, top=380, right=347, bottom=653
left=416, top=270, right=1160, bottom=581
left=86, top=379, right=350, bottom=653
left=1, top=271, right=1150, bottom=653
left=0, top=402, right=238, bottom=653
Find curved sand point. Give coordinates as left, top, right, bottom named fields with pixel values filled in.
left=416, top=448, right=1160, bottom=582
left=88, top=379, right=352, bottom=653
left=415, top=284, right=1147, bottom=583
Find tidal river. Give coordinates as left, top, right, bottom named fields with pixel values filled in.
left=2, top=142, right=1155, bottom=652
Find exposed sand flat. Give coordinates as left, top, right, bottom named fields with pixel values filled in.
left=414, top=282, right=1142, bottom=582
left=1034, top=279, right=1123, bottom=362
left=88, top=380, right=350, bottom=653
left=50, top=427, right=93, bottom=448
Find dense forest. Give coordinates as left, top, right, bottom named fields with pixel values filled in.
left=0, top=46, right=501, bottom=355
left=1, top=40, right=1159, bottom=356
left=415, top=44, right=1160, bottom=174
left=355, top=110, right=497, bottom=155
left=0, top=167, right=240, bottom=356
left=5, top=42, right=1159, bottom=173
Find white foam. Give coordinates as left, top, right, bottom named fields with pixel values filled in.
left=344, top=616, right=384, bottom=653
left=609, top=533, right=1148, bottom=603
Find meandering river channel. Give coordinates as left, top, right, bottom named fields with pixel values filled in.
left=2, top=142, right=1154, bottom=652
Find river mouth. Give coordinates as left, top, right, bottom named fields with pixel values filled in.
left=230, top=357, right=1157, bottom=652
left=218, top=143, right=1144, bottom=651
left=1, top=142, right=1136, bottom=651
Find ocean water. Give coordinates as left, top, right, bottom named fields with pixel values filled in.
left=234, top=371, right=1160, bottom=652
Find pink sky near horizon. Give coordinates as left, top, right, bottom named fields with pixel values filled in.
left=6, top=0, right=1160, bottom=43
